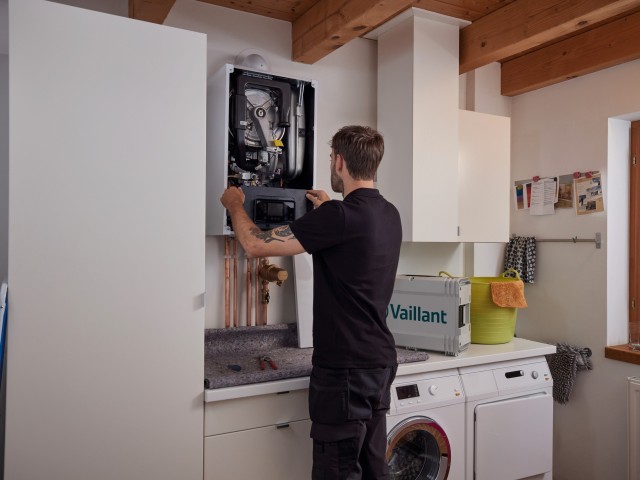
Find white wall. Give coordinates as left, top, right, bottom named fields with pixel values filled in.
left=511, top=59, right=640, bottom=480
left=164, top=0, right=463, bottom=328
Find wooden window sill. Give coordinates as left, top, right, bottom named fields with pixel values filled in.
left=604, top=345, right=640, bottom=365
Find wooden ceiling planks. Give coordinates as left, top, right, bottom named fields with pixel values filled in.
left=128, top=0, right=640, bottom=95
left=196, top=0, right=318, bottom=22
left=292, top=0, right=415, bottom=64
left=501, top=8, right=640, bottom=95
left=129, top=0, right=176, bottom=24
left=460, top=0, right=640, bottom=74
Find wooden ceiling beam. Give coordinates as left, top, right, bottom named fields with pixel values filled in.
left=460, top=0, right=640, bottom=74
left=196, top=0, right=317, bottom=22
left=129, top=0, right=176, bottom=24
left=292, top=0, right=414, bottom=64
left=501, top=9, right=640, bottom=96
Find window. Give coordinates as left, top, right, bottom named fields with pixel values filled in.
left=605, top=120, right=640, bottom=364
left=629, top=121, right=639, bottom=347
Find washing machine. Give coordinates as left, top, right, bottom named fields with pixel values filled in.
left=459, top=356, right=553, bottom=480
left=386, top=369, right=465, bottom=480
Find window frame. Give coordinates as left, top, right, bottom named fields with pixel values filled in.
left=605, top=119, right=640, bottom=364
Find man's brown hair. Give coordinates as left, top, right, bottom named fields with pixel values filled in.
left=330, top=126, right=384, bottom=181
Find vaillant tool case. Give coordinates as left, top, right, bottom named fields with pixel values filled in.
left=387, top=275, right=471, bottom=356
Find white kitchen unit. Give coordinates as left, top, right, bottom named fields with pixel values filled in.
left=376, top=10, right=510, bottom=243
left=203, top=338, right=555, bottom=479
left=7, top=2, right=206, bottom=479
left=458, top=109, right=511, bottom=242
left=460, top=358, right=553, bottom=480
left=204, top=389, right=313, bottom=479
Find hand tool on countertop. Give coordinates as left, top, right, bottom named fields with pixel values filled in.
left=258, top=355, right=278, bottom=370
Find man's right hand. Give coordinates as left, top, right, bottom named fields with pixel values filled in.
left=306, top=190, right=330, bottom=208
left=220, top=186, right=245, bottom=211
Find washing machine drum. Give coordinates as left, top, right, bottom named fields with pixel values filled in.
left=386, top=416, right=451, bottom=480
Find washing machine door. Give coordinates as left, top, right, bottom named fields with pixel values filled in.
left=386, top=416, right=451, bottom=480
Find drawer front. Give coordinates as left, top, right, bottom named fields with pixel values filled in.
left=204, top=419, right=312, bottom=480
left=205, top=389, right=309, bottom=436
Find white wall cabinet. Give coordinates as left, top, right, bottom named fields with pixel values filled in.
left=376, top=12, right=510, bottom=243
left=7, top=2, right=206, bottom=479
left=458, top=109, right=511, bottom=243
left=204, top=390, right=312, bottom=479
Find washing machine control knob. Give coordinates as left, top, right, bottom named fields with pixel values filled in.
left=531, top=371, right=539, bottom=379
left=428, top=385, right=438, bottom=396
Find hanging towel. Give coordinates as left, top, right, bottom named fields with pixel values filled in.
left=490, top=280, right=528, bottom=308
left=504, top=236, right=537, bottom=283
left=545, top=343, right=593, bottom=404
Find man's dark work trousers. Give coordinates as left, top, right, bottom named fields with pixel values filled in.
left=308, top=366, right=397, bottom=480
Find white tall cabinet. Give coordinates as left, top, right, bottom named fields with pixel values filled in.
left=376, top=11, right=510, bottom=243
left=7, top=2, right=206, bottom=479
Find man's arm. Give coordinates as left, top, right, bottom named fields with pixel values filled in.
left=221, top=187, right=306, bottom=258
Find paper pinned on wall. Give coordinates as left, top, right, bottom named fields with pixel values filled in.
left=575, top=172, right=604, bottom=215
left=556, top=175, right=574, bottom=208
left=529, top=177, right=557, bottom=215
left=513, top=184, right=528, bottom=210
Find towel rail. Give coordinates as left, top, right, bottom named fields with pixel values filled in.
left=512, top=232, right=601, bottom=249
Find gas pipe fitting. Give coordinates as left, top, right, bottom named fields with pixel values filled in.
left=258, top=260, right=288, bottom=286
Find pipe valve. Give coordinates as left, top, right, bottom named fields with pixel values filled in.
left=258, top=261, right=288, bottom=286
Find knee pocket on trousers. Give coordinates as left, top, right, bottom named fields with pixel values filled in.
left=312, top=438, right=360, bottom=480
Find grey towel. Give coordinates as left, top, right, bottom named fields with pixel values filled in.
left=504, top=236, right=537, bottom=284
left=545, top=343, right=593, bottom=404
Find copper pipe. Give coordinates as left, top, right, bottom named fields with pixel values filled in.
left=233, top=239, right=238, bottom=327
left=262, top=278, right=269, bottom=325
left=253, top=258, right=262, bottom=325
left=261, top=258, right=269, bottom=325
left=246, top=253, right=252, bottom=326
left=224, top=237, right=230, bottom=328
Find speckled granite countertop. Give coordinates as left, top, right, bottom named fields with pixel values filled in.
left=205, top=324, right=428, bottom=390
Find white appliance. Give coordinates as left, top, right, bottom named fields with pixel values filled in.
left=207, top=63, right=318, bottom=236
left=388, top=275, right=471, bottom=356
left=459, top=357, right=554, bottom=480
left=386, top=369, right=465, bottom=480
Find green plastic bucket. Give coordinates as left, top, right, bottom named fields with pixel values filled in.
left=469, top=269, right=521, bottom=344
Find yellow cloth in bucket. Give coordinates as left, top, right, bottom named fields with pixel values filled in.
left=470, top=269, right=525, bottom=344
left=490, top=280, right=528, bottom=308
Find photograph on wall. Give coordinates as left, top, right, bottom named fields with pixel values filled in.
left=574, top=172, right=604, bottom=215
left=555, top=175, right=574, bottom=208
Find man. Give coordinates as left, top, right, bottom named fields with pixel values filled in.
left=220, top=125, right=402, bottom=479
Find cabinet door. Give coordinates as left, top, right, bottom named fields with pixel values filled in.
left=204, top=419, right=313, bottom=480
left=458, top=110, right=511, bottom=242
left=7, top=2, right=206, bottom=479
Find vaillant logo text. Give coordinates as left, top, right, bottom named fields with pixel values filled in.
left=386, top=304, right=448, bottom=324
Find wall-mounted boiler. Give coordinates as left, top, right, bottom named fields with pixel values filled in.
left=207, top=64, right=317, bottom=235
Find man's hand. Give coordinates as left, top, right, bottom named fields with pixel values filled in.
left=220, top=186, right=245, bottom=210
left=306, top=189, right=330, bottom=209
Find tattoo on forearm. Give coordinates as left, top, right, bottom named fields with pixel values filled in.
left=250, top=226, right=296, bottom=244
left=274, top=225, right=295, bottom=239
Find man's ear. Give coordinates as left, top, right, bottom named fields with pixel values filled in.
left=335, top=153, right=345, bottom=172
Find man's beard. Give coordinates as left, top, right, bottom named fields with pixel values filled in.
left=330, top=164, right=343, bottom=193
